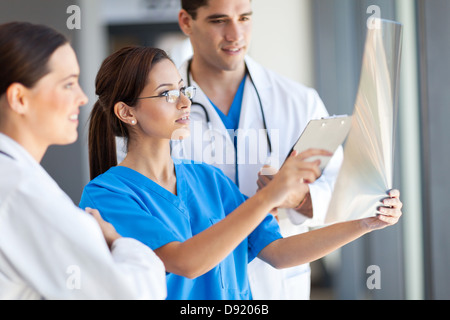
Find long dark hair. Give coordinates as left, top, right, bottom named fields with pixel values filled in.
left=89, top=46, right=171, bottom=180
left=0, top=22, right=68, bottom=96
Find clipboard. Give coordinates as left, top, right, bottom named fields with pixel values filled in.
left=287, top=115, right=352, bottom=170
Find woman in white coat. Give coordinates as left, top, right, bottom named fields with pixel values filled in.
left=0, top=22, right=166, bottom=299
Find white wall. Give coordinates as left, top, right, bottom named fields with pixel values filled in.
left=249, top=0, right=315, bottom=87
left=77, top=0, right=109, bottom=184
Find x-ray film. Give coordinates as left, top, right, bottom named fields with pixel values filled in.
left=325, top=19, right=403, bottom=224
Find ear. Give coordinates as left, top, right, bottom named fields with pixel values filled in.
left=5, top=83, right=29, bottom=115
left=178, top=9, right=194, bottom=36
left=114, top=102, right=137, bottom=126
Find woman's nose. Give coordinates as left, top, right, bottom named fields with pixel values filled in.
left=78, top=87, right=89, bottom=107
left=177, top=92, right=191, bottom=110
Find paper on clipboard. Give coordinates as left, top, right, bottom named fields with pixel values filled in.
left=288, top=115, right=352, bottom=171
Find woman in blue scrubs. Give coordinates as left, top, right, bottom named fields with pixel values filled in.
left=79, top=46, right=403, bottom=300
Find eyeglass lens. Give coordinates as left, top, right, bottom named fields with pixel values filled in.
left=167, top=87, right=196, bottom=103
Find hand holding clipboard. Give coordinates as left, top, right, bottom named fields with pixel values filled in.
left=286, top=115, right=352, bottom=171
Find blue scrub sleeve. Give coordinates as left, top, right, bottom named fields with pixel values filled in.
left=79, top=185, right=181, bottom=250
left=226, top=191, right=282, bottom=263
left=247, top=213, right=282, bottom=262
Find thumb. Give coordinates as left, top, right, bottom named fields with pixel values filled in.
left=260, top=165, right=278, bottom=176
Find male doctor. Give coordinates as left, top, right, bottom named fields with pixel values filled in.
left=174, top=0, right=343, bottom=299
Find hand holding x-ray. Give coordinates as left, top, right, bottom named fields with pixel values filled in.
left=325, top=19, right=403, bottom=224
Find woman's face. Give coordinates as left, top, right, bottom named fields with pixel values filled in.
left=132, top=59, right=191, bottom=141
left=25, top=43, right=88, bottom=147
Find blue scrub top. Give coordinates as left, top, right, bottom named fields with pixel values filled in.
left=208, top=74, right=247, bottom=132
left=207, top=74, right=247, bottom=187
left=79, top=161, right=282, bottom=300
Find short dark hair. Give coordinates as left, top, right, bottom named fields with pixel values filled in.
left=181, top=0, right=209, bottom=19
left=0, top=22, right=68, bottom=96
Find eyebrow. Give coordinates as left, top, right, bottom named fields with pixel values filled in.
left=60, top=74, right=79, bottom=82
left=206, top=11, right=253, bottom=21
left=155, top=79, right=184, bottom=90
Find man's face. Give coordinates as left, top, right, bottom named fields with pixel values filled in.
left=184, top=0, right=253, bottom=73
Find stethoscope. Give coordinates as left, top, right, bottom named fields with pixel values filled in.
left=186, top=60, right=272, bottom=154
left=185, top=60, right=272, bottom=187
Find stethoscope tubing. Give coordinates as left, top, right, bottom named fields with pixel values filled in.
left=186, top=60, right=272, bottom=154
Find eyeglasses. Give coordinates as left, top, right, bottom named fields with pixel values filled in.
left=137, top=86, right=196, bottom=103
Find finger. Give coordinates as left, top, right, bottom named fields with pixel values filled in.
left=258, top=171, right=274, bottom=179
left=259, top=165, right=278, bottom=176
left=310, top=159, right=322, bottom=177
left=259, top=173, right=272, bottom=185
left=88, top=210, right=103, bottom=224
left=289, top=150, right=298, bottom=157
left=382, top=197, right=403, bottom=209
left=282, top=156, right=322, bottom=182
left=296, top=160, right=322, bottom=181
left=376, top=213, right=399, bottom=225
left=257, top=179, right=265, bottom=190
left=284, top=161, right=321, bottom=184
left=289, top=154, right=322, bottom=170
left=257, top=173, right=272, bottom=190
left=85, top=207, right=99, bottom=215
left=296, top=148, right=333, bottom=161
left=260, top=165, right=273, bottom=171
left=298, top=169, right=320, bottom=184
left=388, top=189, right=400, bottom=198
left=378, top=206, right=402, bottom=218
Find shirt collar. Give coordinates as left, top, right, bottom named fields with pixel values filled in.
left=0, top=132, right=40, bottom=167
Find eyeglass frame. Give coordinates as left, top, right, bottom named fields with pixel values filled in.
left=137, top=86, right=196, bottom=103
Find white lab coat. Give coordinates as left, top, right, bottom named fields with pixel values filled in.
left=0, top=133, right=167, bottom=300
left=176, top=56, right=343, bottom=300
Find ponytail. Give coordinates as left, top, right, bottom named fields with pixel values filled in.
left=88, top=101, right=118, bottom=180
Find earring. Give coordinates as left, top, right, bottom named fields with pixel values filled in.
left=131, top=120, right=136, bottom=125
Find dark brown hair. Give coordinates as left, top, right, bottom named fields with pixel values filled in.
left=181, top=0, right=210, bottom=19
left=89, top=46, right=171, bottom=179
left=181, top=0, right=252, bottom=19
left=0, top=22, right=68, bottom=96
